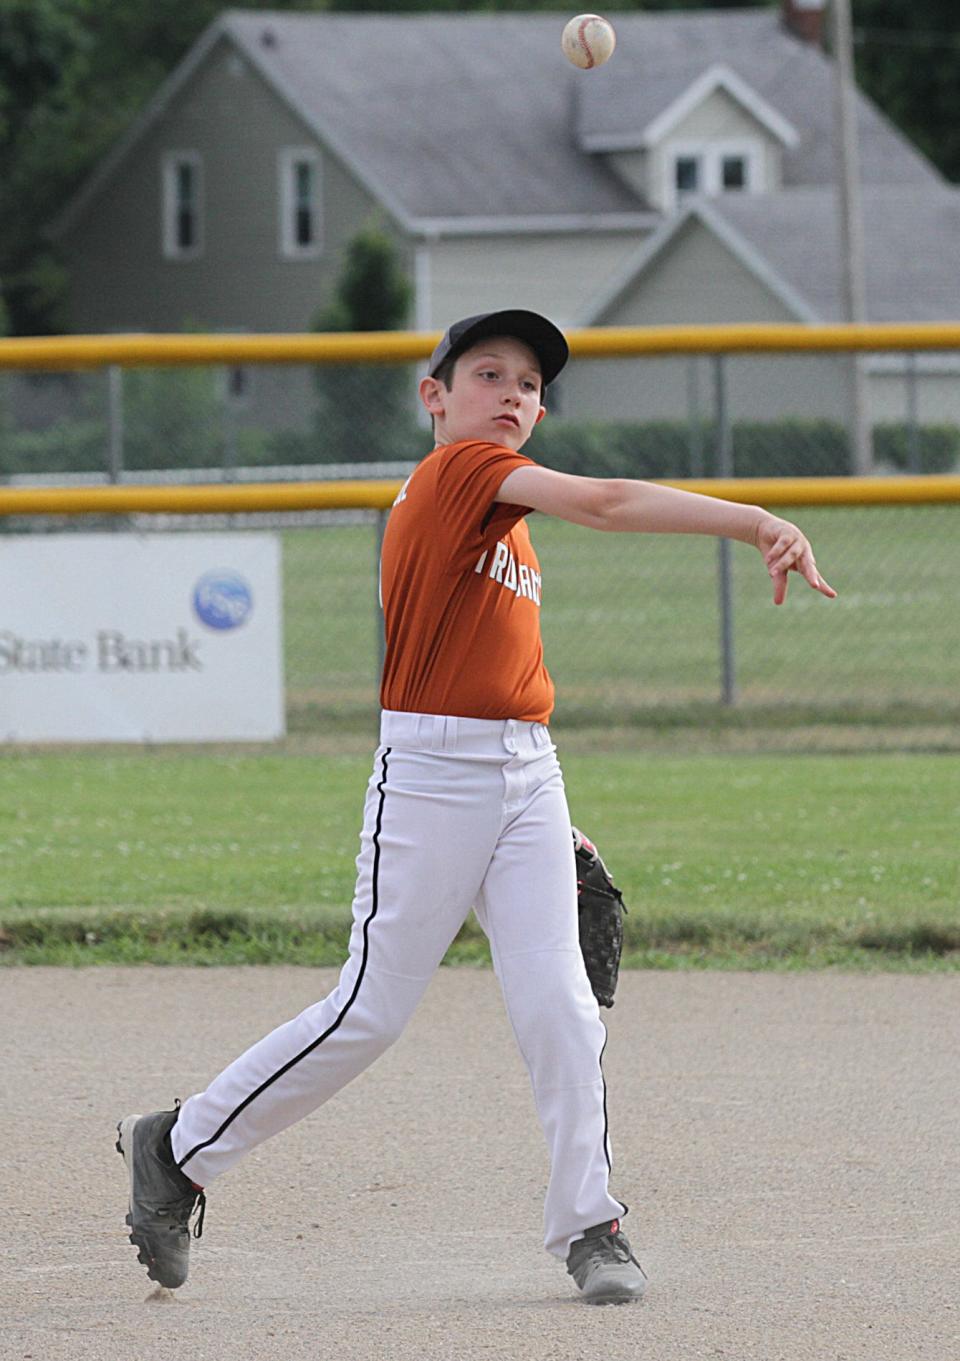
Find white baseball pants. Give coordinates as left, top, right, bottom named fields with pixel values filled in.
left=172, top=711, right=626, bottom=1257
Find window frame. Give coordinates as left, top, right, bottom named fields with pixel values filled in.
left=278, top=147, right=323, bottom=260
left=161, top=151, right=204, bottom=261
left=665, top=139, right=762, bottom=209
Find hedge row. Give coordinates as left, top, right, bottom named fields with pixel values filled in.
left=1, top=417, right=957, bottom=478
left=526, top=419, right=959, bottom=478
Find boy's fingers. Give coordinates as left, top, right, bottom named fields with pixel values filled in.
left=768, top=556, right=837, bottom=604
left=760, top=521, right=836, bottom=602
left=797, top=550, right=838, bottom=598
left=764, top=532, right=805, bottom=574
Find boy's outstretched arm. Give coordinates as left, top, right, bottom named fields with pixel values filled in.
left=496, top=465, right=837, bottom=605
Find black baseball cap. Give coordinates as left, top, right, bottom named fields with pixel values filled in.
left=428, top=309, right=569, bottom=388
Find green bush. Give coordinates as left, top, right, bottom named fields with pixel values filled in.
left=874, top=423, right=959, bottom=474
left=527, top=418, right=854, bottom=478
left=311, top=225, right=415, bottom=464
left=0, top=418, right=107, bottom=475
left=526, top=420, right=692, bottom=478
left=528, top=418, right=959, bottom=480
left=122, top=367, right=222, bottom=469
left=730, top=420, right=852, bottom=477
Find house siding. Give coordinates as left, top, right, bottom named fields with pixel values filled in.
left=868, top=368, right=960, bottom=428
left=62, top=36, right=406, bottom=335
left=668, top=86, right=778, bottom=145
left=565, top=219, right=845, bottom=425
left=424, top=232, right=650, bottom=331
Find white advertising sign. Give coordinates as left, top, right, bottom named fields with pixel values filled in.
left=0, top=533, right=284, bottom=742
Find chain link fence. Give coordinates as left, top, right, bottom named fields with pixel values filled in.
left=2, top=346, right=959, bottom=747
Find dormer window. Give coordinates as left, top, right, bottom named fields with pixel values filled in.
left=675, top=156, right=701, bottom=195
left=721, top=155, right=747, bottom=191
left=584, top=63, right=798, bottom=212
left=668, top=142, right=759, bottom=207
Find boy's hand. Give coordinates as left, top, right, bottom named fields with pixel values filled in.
left=755, top=514, right=837, bottom=605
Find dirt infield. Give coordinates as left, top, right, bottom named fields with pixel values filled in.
left=3, top=967, right=958, bottom=1361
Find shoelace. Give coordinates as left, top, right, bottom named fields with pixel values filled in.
left=585, top=1232, right=632, bottom=1266
left=572, top=1228, right=643, bottom=1279
left=158, top=1187, right=207, bottom=1240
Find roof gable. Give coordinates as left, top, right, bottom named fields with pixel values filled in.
left=580, top=202, right=819, bottom=326
left=580, top=186, right=960, bottom=326
left=582, top=63, right=799, bottom=154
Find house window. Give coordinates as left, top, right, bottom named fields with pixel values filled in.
left=675, top=156, right=701, bottom=196
left=279, top=149, right=322, bottom=259
left=162, top=152, right=203, bottom=259
left=667, top=142, right=759, bottom=208
left=721, top=155, right=747, bottom=190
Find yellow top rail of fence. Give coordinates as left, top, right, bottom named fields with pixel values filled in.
left=3, top=474, right=960, bottom=518
left=2, top=321, right=960, bottom=370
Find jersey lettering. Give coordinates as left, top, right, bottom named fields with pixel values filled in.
left=504, top=553, right=518, bottom=593
left=489, top=541, right=509, bottom=584
left=473, top=541, right=542, bottom=606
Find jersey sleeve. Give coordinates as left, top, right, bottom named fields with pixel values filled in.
left=434, top=441, right=535, bottom=573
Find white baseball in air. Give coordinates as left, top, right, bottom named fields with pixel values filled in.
left=561, top=14, right=617, bottom=70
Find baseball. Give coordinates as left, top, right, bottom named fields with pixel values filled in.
left=561, top=14, right=617, bottom=70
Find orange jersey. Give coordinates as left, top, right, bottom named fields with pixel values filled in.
left=379, top=440, right=554, bottom=723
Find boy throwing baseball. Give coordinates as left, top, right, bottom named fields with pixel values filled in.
left=117, top=310, right=835, bottom=1305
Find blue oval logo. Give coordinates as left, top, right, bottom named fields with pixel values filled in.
left=192, top=571, right=253, bottom=631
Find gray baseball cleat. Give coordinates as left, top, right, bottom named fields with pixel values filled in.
left=116, top=1108, right=206, bottom=1288
left=566, top=1217, right=647, bottom=1305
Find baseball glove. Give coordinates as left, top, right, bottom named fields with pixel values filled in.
left=572, top=826, right=628, bottom=1009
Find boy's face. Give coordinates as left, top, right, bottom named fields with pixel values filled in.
left=419, top=336, right=546, bottom=451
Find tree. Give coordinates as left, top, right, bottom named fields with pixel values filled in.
left=0, top=0, right=91, bottom=333
left=853, top=0, right=960, bottom=183
left=312, top=226, right=417, bottom=464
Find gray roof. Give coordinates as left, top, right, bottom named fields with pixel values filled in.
left=588, top=186, right=960, bottom=324
left=226, top=7, right=940, bottom=222
left=575, top=9, right=941, bottom=192
left=224, top=11, right=642, bottom=222
left=53, top=8, right=944, bottom=235
left=713, top=187, right=960, bottom=322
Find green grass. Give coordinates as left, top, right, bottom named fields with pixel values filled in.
left=279, top=506, right=960, bottom=732
left=3, top=505, right=958, bottom=964
left=1, top=748, right=957, bottom=969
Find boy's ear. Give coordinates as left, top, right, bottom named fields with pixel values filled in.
left=419, top=374, right=446, bottom=416
left=534, top=404, right=546, bottom=426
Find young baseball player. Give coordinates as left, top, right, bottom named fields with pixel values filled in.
left=117, top=310, right=835, bottom=1305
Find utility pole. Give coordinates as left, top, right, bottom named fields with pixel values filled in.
left=831, top=0, right=873, bottom=474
